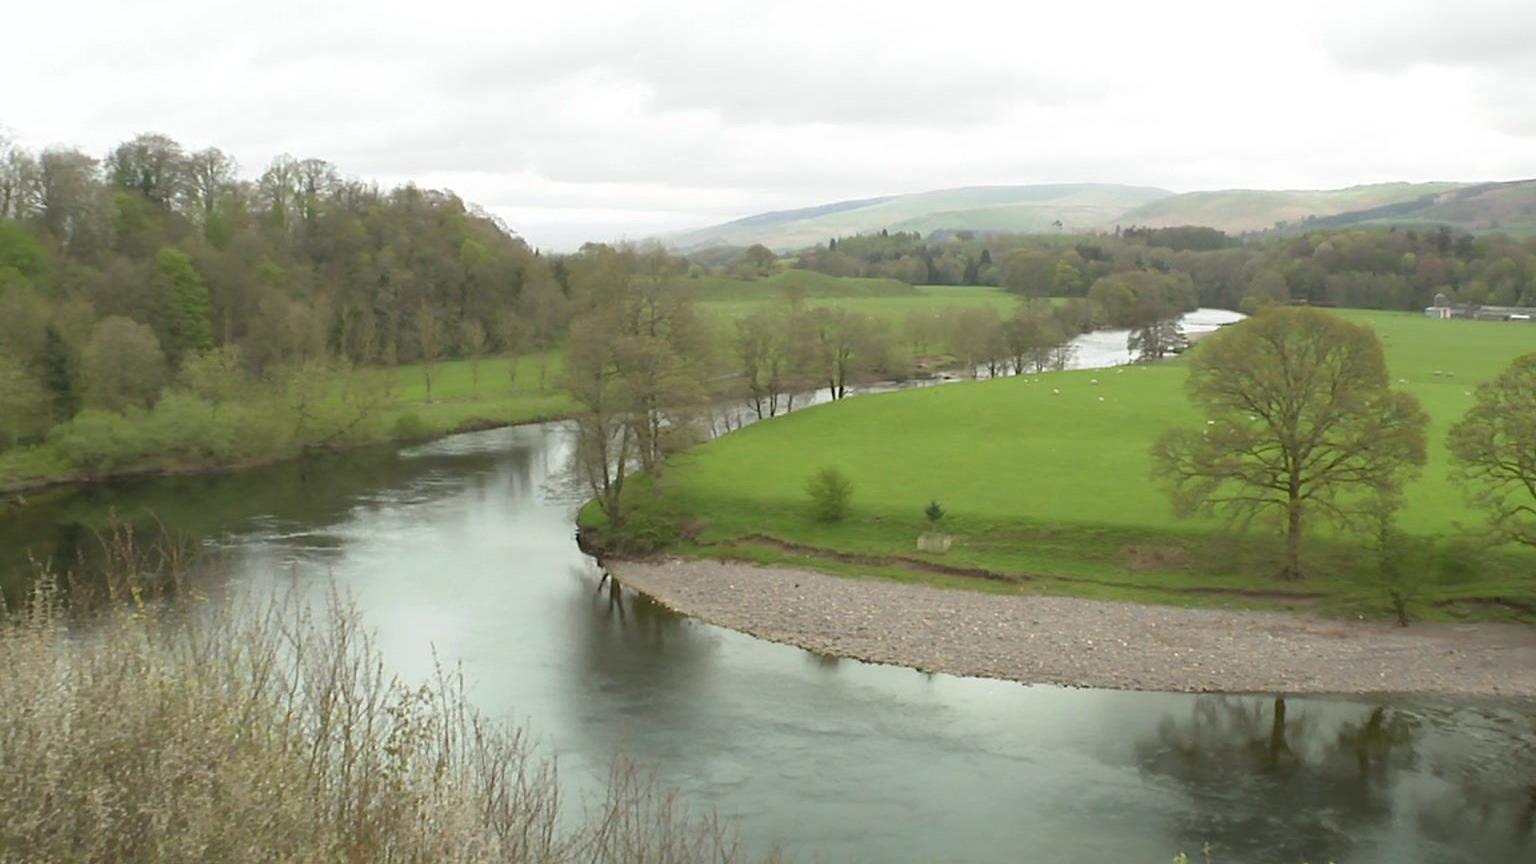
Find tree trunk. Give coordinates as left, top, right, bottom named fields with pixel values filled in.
left=1282, top=497, right=1303, bottom=580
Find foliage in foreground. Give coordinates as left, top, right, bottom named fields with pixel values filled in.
left=0, top=581, right=778, bottom=864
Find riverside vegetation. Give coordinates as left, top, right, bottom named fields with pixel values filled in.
left=0, top=532, right=781, bottom=864
left=12, top=131, right=1536, bottom=497
left=582, top=308, right=1536, bottom=624
left=5, top=129, right=1535, bottom=620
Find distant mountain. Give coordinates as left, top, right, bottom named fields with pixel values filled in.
left=664, top=184, right=1172, bottom=251
left=1116, top=182, right=1465, bottom=233
left=1295, top=180, right=1536, bottom=235
left=665, top=179, right=1536, bottom=252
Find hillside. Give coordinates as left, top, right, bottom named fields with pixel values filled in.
left=1300, top=180, right=1536, bottom=236
left=665, top=184, right=1173, bottom=251
left=1117, top=182, right=1464, bottom=233
left=667, top=179, right=1536, bottom=253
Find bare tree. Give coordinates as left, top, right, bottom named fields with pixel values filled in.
left=415, top=301, right=443, bottom=402
left=181, top=147, right=238, bottom=221
left=461, top=318, right=487, bottom=395
left=497, top=309, right=525, bottom=389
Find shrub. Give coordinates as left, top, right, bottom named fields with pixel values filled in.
left=392, top=411, right=429, bottom=439
left=1432, top=537, right=1483, bottom=585
left=604, top=501, right=685, bottom=555
left=924, top=500, right=945, bottom=528
left=806, top=466, right=853, bottom=522
left=46, top=409, right=148, bottom=475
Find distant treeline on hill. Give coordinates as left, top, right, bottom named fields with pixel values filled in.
left=781, top=224, right=1536, bottom=313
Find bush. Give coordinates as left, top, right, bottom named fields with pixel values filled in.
left=604, top=501, right=685, bottom=555
left=806, top=466, right=853, bottom=522
left=924, top=500, right=945, bottom=528
left=392, top=411, right=429, bottom=439
left=1432, top=537, right=1483, bottom=584
left=46, top=408, right=148, bottom=475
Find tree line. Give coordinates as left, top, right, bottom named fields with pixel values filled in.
left=0, top=131, right=576, bottom=462
left=790, top=224, right=1536, bottom=312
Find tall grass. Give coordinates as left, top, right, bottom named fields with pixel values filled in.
left=0, top=547, right=778, bottom=863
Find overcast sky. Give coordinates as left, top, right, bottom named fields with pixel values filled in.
left=7, top=0, right=1534, bottom=249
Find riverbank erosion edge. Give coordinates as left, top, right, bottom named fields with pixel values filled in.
left=608, top=558, right=1536, bottom=698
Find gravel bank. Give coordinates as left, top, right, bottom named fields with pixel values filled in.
left=609, top=559, right=1536, bottom=697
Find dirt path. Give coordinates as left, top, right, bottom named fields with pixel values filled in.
left=609, top=559, right=1536, bottom=697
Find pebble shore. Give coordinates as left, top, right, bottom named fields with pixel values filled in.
left=610, top=558, right=1536, bottom=697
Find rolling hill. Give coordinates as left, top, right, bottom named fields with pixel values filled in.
left=664, top=184, right=1172, bottom=251
left=1116, top=182, right=1464, bottom=233
left=665, top=179, right=1536, bottom=252
left=1298, top=180, right=1536, bottom=235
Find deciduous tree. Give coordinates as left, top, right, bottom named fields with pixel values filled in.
left=0, top=352, right=50, bottom=447
left=81, top=316, right=167, bottom=411
left=1152, top=307, right=1428, bottom=579
left=414, top=301, right=443, bottom=402
left=461, top=318, right=487, bottom=394
left=1448, top=353, right=1536, bottom=548
left=151, top=246, right=214, bottom=365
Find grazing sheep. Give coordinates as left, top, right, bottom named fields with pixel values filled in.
left=1097, top=396, right=1105, bottom=402
left=1090, top=378, right=1099, bottom=385
left=1051, top=388, right=1061, bottom=395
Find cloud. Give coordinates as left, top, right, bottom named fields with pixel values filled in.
left=5, top=0, right=1535, bottom=249
left=1313, top=1, right=1536, bottom=73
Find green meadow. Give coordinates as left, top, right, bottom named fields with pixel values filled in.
left=385, top=350, right=575, bottom=433
left=688, top=271, right=1023, bottom=325
left=640, top=310, right=1536, bottom=620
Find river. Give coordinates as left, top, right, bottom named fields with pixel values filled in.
left=2, top=308, right=1533, bottom=863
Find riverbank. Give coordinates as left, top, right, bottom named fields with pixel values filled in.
left=0, top=352, right=577, bottom=499
left=610, top=558, right=1536, bottom=697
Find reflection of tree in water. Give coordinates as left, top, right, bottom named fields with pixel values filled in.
left=1410, top=707, right=1536, bottom=858
left=566, top=570, right=717, bottom=708
left=1, top=429, right=542, bottom=606
left=1136, top=695, right=1421, bottom=863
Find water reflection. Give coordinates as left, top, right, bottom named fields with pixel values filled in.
left=2, top=419, right=1534, bottom=863
left=1136, top=695, right=1534, bottom=862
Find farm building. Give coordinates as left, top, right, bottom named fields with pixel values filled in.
left=1423, top=303, right=1536, bottom=322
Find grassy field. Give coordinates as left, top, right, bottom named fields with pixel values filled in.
left=684, top=269, right=917, bottom=301
left=632, top=310, right=1536, bottom=620
left=385, top=350, right=575, bottom=433
left=695, top=281, right=1024, bottom=327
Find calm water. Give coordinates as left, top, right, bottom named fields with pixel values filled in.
left=3, top=421, right=1533, bottom=864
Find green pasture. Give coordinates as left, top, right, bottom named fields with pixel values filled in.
left=695, top=281, right=1024, bottom=328
left=641, top=310, right=1536, bottom=619
left=385, top=350, right=575, bottom=433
